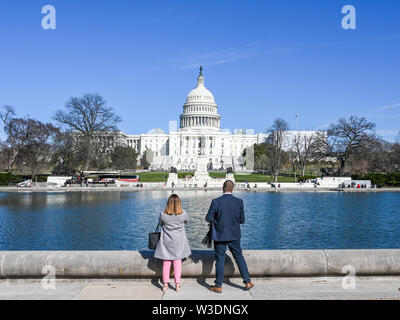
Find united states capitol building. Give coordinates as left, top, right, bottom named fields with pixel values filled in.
left=117, top=67, right=315, bottom=171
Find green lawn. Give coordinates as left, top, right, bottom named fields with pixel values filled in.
left=136, top=172, right=169, bottom=182
left=136, top=171, right=297, bottom=183
left=234, top=174, right=295, bottom=183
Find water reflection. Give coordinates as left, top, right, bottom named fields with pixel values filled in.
left=0, top=191, right=399, bottom=250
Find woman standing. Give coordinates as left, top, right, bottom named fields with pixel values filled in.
left=154, top=194, right=191, bottom=292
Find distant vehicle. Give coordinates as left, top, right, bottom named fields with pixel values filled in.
left=99, top=175, right=139, bottom=183
left=17, top=180, right=32, bottom=187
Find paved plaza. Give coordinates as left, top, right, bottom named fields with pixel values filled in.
left=0, top=277, right=399, bottom=300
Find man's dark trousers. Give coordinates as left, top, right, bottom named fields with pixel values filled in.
left=214, top=239, right=251, bottom=287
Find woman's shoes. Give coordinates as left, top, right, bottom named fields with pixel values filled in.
left=162, top=283, right=181, bottom=292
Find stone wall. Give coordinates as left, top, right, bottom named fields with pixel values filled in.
left=0, top=250, right=399, bottom=278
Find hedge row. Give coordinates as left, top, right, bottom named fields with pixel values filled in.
left=351, top=173, right=400, bottom=187
left=0, top=173, right=48, bottom=186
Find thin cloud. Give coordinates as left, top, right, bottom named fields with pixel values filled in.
left=378, top=103, right=400, bottom=111
left=180, top=42, right=288, bottom=70
left=377, top=129, right=399, bottom=136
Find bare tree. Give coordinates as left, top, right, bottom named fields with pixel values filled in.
left=0, top=141, right=9, bottom=171
left=267, top=118, right=289, bottom=182
left=89, top=135, right=114, bottom=170
left=287, top=149, right=299, bottom=182
left=19, top=120, right=59, bottom=180
left=364, top=139, right=400, bottom=174
left=51, top=131, right=81, bottom=169
left=290, top=132, right=316, bottom=177
left=0, top=106, right=37, bottom=172
left=54, top=94, right=122, bottom=170
left=313, top=116, right=376, bottom=175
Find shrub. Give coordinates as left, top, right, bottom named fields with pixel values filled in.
left=297, top=175, right=317, bottom=182
left=351, top=173, right=400, bottom=187
left=0, top=173, right=49, bottom=185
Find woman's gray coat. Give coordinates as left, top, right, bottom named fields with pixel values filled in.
left=154, top=211, right=191, bottom=260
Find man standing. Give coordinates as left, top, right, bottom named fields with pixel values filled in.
left=205, top=180, right=254, bottom=293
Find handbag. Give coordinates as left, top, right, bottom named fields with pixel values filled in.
left=201, top=223, right=212, bottom=248
left=148, top=222, right=161, bottom=250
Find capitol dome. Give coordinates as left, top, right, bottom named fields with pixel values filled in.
left=179, top=66, right=221, bottom=131
left=147, top=128, right=166, bottom=135
left=185, top=72, right=215, bottom=103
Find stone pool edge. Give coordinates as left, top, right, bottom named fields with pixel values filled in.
left=1, top=249, right=399, bottom=278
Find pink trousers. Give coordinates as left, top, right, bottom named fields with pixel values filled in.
left=162, top=259, right=182, bottom=284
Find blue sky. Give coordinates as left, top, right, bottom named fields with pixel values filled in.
left=0, top=0, right=399, bottom=140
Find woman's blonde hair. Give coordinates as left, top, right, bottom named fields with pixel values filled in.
left=164, top=194, right=183, bottom=215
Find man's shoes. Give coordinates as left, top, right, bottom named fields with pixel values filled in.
left=210, top=285, right=222, bottom=293
left=245, top=282, right=254, bottom=290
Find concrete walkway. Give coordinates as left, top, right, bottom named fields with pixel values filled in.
left=0, top=277, right=399, bottom=300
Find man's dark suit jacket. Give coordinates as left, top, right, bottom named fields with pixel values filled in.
left=205, top=193, right=245, bottom=242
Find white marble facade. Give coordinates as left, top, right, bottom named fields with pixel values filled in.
left=119, top=68, right=316, bottom=171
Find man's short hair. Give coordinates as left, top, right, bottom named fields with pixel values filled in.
left=223, top=180, right=234, bottom=193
